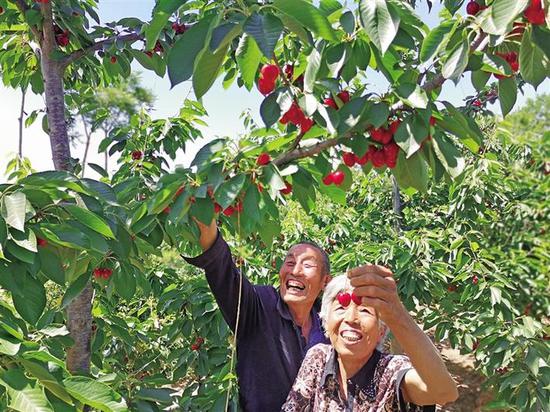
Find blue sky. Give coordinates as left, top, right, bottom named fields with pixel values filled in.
left=0, top=0, right=547, bottom=178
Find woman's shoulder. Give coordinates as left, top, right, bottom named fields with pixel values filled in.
left=377, top=352, right=413, bottom=375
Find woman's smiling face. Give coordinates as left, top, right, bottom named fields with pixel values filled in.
left=326, top=289, right=384, bottom=361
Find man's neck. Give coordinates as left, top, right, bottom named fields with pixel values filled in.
left=288, top=304, right=313, bottom=339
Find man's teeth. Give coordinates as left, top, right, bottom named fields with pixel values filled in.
left=287, top=280, right=305, bottom=290
left=341, top=331, right=362, bottom=342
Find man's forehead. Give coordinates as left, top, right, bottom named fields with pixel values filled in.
left=285, top=244, right=322, bottom=260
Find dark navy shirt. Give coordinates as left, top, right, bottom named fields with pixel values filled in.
left=184, top=232, right=328, bottom=412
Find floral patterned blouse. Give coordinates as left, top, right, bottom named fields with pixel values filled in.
left=281, top=343, right=434, bottom=412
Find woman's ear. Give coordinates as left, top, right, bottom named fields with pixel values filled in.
left=323, top=275, right=332, bottom=288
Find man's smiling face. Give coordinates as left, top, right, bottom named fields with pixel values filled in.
left=279, top=244, right=329, bottom=307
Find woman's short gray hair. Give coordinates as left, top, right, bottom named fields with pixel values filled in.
left=320, top=274, right=388, bottom=351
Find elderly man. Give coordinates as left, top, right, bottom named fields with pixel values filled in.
left=185, top=220, right=396, bottom=411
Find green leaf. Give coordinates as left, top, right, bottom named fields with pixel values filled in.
left=167, top=15, right=214, bottom=88
left=63, top=376, right=127, bottom=412
left=420, top=20, right=455, bottom=62
left=0, top=336, right=21, bottom=356
left=304, top=44, right=323, bottom=93
left=395, top=83, right=428, bottom=109
left=2, top=192, right=26, bottom=232
left=20, top=360, right=74, bottom=405
left=113, top=267, right=136, bottom=301
left=64, top=205, right=115, bottom=239
left=431, top=134, right=465, bottom=178
left=145, top=0, right=188, bottom=49
left=519, top=28, right=549, bottom=89
left=336, top=97, right=368, bottom=134
left=531, top=25, right=550, bottom=60
left=215, top=175, right=246, bottom=209
left=210, top=22, right=243, bottom=52
left=190, top=197, right=215, bottom=226
left=12, top=272, right=45, bottom=325
left=393, top=151, right=428, bottom=192
left=260, top=89, right=292, bottom=128
left=325, top=43, right=349, bottom=78
left=442, top=37, right=469, bottom=80
left=363, top=102, right=390, bottom=128
left=340, top=11, right=355, bottom=34
left=193, top=43, right=228, bottom=99
left=60, top=273, right=91, bottom=309
left=38, top=248, right=65, bottom=285
left=191, top=139, right=225, bottom=168
left=0, top=368, right=54, bottom=412
left=236, top=33, right=263, bottom=91
left=482, top=0, right=529, bottom=36
left=438, top=102, right=482, bottom=153
left=498, top=76, right=517, bottom=117
left=273, top=0, right=337, bottom=42
left=244, top=13, right=283, bottom=58
left=393, top=116, right=427, bottom=157
left=359, top=0, right=400, bottom=54
left=471, top=70, right=491, bottom=91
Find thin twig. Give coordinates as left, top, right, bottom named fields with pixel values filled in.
left=60, top=32, right=142, bottom=70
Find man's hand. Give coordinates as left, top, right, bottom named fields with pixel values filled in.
left=347, top=265, right=406, bottom=326
left=194, top=218, right=217, bottom=251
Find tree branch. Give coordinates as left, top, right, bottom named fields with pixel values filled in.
left=60, top=32, right=142, bottom=70
left=14, top=0, right=41, bottom=41
left=274, top=31, right=490, bottom=168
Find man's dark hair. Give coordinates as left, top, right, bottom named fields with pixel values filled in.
left=293, top=241, right=331, bottom=276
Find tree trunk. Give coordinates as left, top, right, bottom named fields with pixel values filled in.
left=40, top=2, right=93, bottom=376
left=18, top=88, right=26, bottom=158
left=391, top=176, right=403, bottom=234
left=81, top=114, right=92, bottom=177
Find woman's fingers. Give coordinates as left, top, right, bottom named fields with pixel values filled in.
left=347, top=271, right=397, bottom=291
left=347, top=264, right=393, bottom=279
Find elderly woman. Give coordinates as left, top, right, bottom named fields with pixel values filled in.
left=282, top=270, right=458, bottom=411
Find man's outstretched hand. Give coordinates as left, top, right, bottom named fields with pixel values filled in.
left=195, top=218, right=217, bottom=251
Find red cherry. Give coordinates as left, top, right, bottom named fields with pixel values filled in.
left=153, top=41, right=164, bottom=53
left=447, top=285, right=457, bottom=292
left=429, top=116, right=437, bottom=126
left=37, top=238, right=48, bottom=247
left=342, top=152, right=356, bottom=167
left=0, top=7, right=4, bottom=14
left=337, top=292, right=351, bottom=307
left=350, top=292, right=362, bottom=305
left=257, top=183, right=264, bottom=193
left=131, top=150, right=143, bottom=160
left=510, top=22, right=525, bottom=37
left=505, top=52, right=518, bottom=63
left=472, top=275, right=479, bottom=285
left=145, top=50, right=153, bottom=58
left=110, top=56, right=117, bottom=64
left=389, top=119, right=401, bottom=135
left=162, top=206, right=171, bottom=214
left=472, top=99, right=482, bottom=107
left=337, top=90, right=350, bottom=103
left=524, top=0, right=546, bottom=25
left=172, top=22, right=186, bottom=34
left=175, top=185, right=185, bottom=197
left=300, top=117, right=314, bottom=134
left=371, top=148, right=386, bottom=168
left=383, top=142, right=399, bottom=169
left=195, top=337, right=205, bottom=345
left=322, top=174, right=334, bottom=185
left=256, top=152, right=271, bottom=166
left=370, top=127, right=392, bottom=145
left=283, top=64, right=294, bottom=79
left=214, top=203, right=223, bottom=213
left=191, top=343, right=200, bottom=351
left=466, top=1, right=481, bottom=15
left=258, top=77, right=276, bottom=95
left=223, top=206, right=235, bottom=217
left=510, top=61, right=519, bottom=72
left=356, top=151, right=369, bottom=166
left=260, top=64, right=280, bottom=81
left=331, top=171, right=345, bottom=186
left=56, top=34, right=69, bottom=47
left=324, top=98, right=338, bottom=109
left=102, top=268, right=113, bottom=279
left=280, top=182, right=293, bottom=195
left=282, top=102, right=304, bottom=125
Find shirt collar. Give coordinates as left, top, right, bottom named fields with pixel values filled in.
left=320, top=347, right=381, bottom=400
